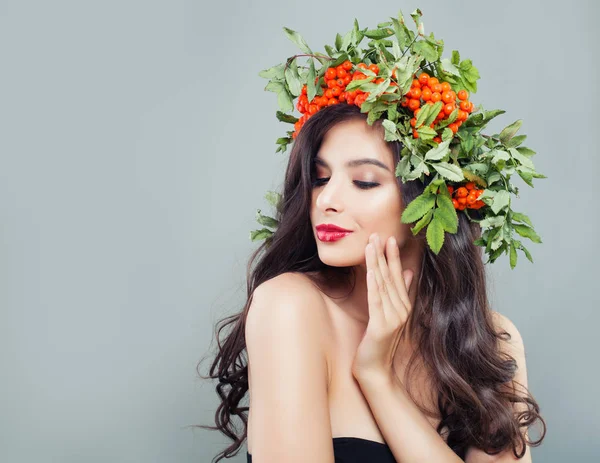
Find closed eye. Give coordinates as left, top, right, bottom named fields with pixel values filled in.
left=312, top=178, right=379, bottom=190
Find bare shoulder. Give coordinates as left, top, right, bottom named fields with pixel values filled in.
left=491, top=310, right=526, bottom=356
left=248, top=272, right=330, bottom=328
left=245, top=271, right=335, bottom=460
left=490, top=310, right=529, bottom=391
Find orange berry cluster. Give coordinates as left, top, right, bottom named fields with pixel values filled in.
left=445, top=182, right=485, bottom=210
left=403, top=72, right=474, bottom=142
left=293, top=61, right=395, bottom=139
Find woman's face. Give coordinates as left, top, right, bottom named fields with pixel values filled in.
left=310, top=118, right=413, bottom=268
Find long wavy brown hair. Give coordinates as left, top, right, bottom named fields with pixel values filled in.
left=194, top=103, right=546, bottom=462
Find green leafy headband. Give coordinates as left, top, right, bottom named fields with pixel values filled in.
left=251, top=8, right=546, bottom=269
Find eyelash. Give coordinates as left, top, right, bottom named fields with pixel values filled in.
left=312, top=178, right=380, bottom=190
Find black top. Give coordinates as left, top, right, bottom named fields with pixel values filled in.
left=247, top=436, right=397, bottom=462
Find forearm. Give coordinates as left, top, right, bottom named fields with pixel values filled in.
left=356, top=372, right=463, bottom=463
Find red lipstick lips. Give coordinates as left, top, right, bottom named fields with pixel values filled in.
left=316, top=224, right=353, bottom=242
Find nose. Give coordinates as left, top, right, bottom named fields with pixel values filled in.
left=315, top=176, right=344, bottom=213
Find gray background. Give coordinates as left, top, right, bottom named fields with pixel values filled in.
left=1, top=0, right=598, bottom=462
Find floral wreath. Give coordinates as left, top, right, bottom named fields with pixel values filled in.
left=250, top=8, right=546, bottom=269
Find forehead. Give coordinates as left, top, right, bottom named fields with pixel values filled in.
left=315, top=119, right=393, bottom=170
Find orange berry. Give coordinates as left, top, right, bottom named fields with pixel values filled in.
left=452, top=199, right=459, bottom=209
left=431, top=92, right=442, bottom=103
left=412, top=79, right=421, bottom=88
left=418, top=73, right=430, bottom=85
left=447, top=185, right=455, bottom=195
left=457, top=89, right=469, bottom=101
left=465, top=182, right=476, bottom=190
left=448, top=122, right=459, bottom=133
left=442, top=91, right=454, bottom=104
left=441, top=82, right=452, bottom=92
left=410, top=117, right=417, bottom=127
left=413, top=129, right=419, bottom=138
left=421, top=87, right=432, bottom=101
left=456, top=187, right=468, bottom=198
left=409, top=87, right=422, bottom=99
left=325, top=68, right=337, bottom=80
left=431, top=83, right=443, bottom=93
left=408, top=98, right=421, bottom=111
left=427, top=77, right=439, bottom=87
left=368, top=64, right=379, bottom=75
left=444, top=103, right=456, bottom=115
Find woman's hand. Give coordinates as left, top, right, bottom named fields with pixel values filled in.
left=351, top=233, right=415, bottom=381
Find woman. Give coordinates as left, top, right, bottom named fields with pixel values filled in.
left=197, top=11, right=547, bottom=462
left=198, top=104, right=545, bottom=463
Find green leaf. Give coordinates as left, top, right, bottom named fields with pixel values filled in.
left=411, top=209, right=433, bottom=235
left=440, top=58, right=460, bottom=76
left=283, top=27, right=313, bottom=54
left=307, top=59, right=317, bottom=101
left=424, top=139, right=451, bottom=161
left=513, top=224, right=542, bottom=243
left=412, top=40, right=437, bottom=61
left=451, top=50, right=460, bottom=65
left=490, top=149, right=510, bottom=165
left=284, top=58, right=303, bottom=97
left=395, top=154, right=412, bottom=178
left=519, top=242, right=534, bottom=263
left=509, top=242, right=518, bottom=269
left=441, top=127, right=453, bottom=141
left=391, top=17, right=410, bottom=49
left=516, top=146, right=536, bottom=157
left=432, top=162, right=464, bottom=181
left=509, top=148, right=535, bottom=169
left=275, top=111, right=298, bottom=124
left=256, top=209, right=279, bottom=228
left=490, top=189, right=510, bottom=214
left=335, top=32, right=343, bottom=51
left=416, top=126, right=437, bottom=140
left=265, top=191, right=282, bottom=208
left=426, top=217, right=445, bottom=254
left=250, top=228, right=274, bottom=242
left=401, top=191, right=436, bottom=223
left=364, top=27, right=395, bottom=39
left=383, top=119, right=401, bottom=141
left=277, top=88, right=294, bottom=112
left=258, top=63, right=285, bottom=80
left=511, top=211, right=533, bottom=227
left=435, top=195, right=458, bottom=233
left=498, top=119, right=523, bottom=143
left=505, top=134, right=527, bottom=148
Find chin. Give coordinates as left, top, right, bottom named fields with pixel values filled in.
left=317, top=248, right=364, bottom=268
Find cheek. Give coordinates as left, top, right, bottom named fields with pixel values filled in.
left=355, top=189, right=403, bottom=231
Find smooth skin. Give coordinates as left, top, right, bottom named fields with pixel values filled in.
left=245, top=118, right=531, bottom=462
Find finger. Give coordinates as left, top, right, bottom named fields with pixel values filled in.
left=386, top=236, right=412, bottom=310
left=374, top=234, right=405, bottom=320
left=365, top=247, right=384, bottom=324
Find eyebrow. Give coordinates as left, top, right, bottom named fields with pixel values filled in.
left=313, top=156, right=391, bottom=173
